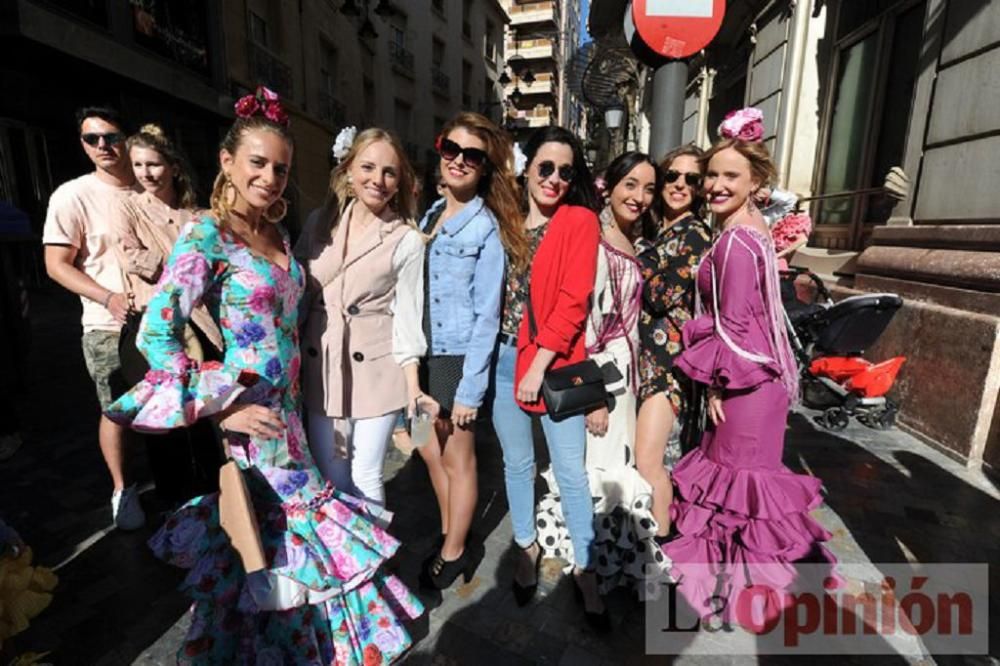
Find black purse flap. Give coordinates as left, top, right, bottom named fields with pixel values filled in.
left=544, top=360, right=603, bottom=391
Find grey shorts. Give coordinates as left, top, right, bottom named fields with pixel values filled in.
left=81, top=329, right=122, bottom=410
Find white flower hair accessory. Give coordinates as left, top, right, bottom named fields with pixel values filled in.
left=332, top=126, right=358, bottom=162
left=513, top=142, right=527, bottom=177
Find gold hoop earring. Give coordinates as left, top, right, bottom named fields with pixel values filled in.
left=264, top=198, right=288, bottom=223
left=223, top=177, right=238, bottom=208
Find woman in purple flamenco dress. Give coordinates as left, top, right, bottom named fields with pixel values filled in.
left=663, top=110, right=838, bottom=626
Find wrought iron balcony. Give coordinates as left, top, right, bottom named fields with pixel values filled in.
left=432, top=67, right=450, bottom=96
left=247, top=41, right=293, bottom=98
left=389, top=40, right=414, bottom=75
left=318, top=91, right=346, bottom=127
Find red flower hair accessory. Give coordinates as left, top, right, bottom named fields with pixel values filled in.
left=234, top=85, right=290, bottom=127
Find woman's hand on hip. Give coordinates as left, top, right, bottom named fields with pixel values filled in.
left=451, top=402, right=478, bottom=428
left=707, top=388, right=726, bottom=426
left=217, top=404, right=285, bottom=439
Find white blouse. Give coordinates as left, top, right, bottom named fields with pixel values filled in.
left=389, top=228, right=427, bottom=367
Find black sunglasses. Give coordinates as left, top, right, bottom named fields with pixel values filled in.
left=665, top=169, right=702, bottom=187
left=81, top=132, right=124, bottom=147
left=537, top=160, right=574, bottom=183
left=438, top=138, right=489, bottom=169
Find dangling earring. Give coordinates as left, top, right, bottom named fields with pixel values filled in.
left=264, top=198, right=288, bottom=223
left=345, top=173, right=355, bottom=199
left=223, top=176, right=238, bottom=208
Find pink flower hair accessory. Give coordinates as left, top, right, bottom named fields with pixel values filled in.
left=234, top=85, right=290, bottom=127
left=718, top=107, right=764, bottom=142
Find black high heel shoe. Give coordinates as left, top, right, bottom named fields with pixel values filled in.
left=420, top=541, right=484, bottom=590
left=512, top=542, right=541, bottom=607
left=573, top=572, right=612, bottom=633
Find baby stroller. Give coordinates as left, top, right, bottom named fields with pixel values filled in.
left=781, top=266, right=905, bottom=431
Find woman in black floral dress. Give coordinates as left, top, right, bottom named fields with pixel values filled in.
left=634, top=144, right=712, bottom=540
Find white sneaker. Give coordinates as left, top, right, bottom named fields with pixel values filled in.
left=111, top=485, right=146, bottom=530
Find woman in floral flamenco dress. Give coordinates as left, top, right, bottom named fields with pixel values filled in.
left=106, top=87, right=423, bottom=664
left=663, top=108, right=837, bottom=626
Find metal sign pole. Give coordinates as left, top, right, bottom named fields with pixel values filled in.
left=649, top=59, right=688, bottom=161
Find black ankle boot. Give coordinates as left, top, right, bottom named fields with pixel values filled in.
left=420, top=541, right=483, bottom=590
left=512, top=542, right=541, bottom=607
left=573, top=572, right=612, bottom=633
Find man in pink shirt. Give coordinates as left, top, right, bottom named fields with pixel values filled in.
left=43, top=106, right=145, bottom=530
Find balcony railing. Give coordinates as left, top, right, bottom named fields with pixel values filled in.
left=317, top=91, right=346, bottom=127
left=431, top=66, right=450, bottom=96
left=388, top=40, right=414, bottom=76
left=248, top=41, right=293, bottom=98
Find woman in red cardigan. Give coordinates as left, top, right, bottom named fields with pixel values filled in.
left=490, top=126, right=609, bottom=631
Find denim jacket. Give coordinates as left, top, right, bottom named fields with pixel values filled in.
left=420, top=195, right=506, bottom=408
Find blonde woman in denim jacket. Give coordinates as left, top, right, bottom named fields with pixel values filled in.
left=417, top=113, right=529, bottom=589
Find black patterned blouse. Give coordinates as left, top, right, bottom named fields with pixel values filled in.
left=500, top=223, right=548, bottom=338
left=635, top=212, right=713, bottom=407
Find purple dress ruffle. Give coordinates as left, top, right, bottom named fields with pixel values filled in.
left=664, top=225, right=838, bottom=627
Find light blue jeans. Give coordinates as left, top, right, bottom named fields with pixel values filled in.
left=491, top=340, right=595, bottom=569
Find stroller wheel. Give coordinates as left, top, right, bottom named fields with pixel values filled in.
left=867, top=406, right=897, bottom=430
left=818, top=407, right=850, bottom=431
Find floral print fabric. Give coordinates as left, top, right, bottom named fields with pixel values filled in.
left=635, top=213, right=712, bottom=410
left=107, top=217, right=423, bottom=665
left=499, top=223, right=548, bottom=338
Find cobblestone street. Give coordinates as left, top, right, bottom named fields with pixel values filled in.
left=2, top=287, right=998, bottom=665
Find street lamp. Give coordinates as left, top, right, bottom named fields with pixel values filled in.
left=521, top=69, right=536, bottom=85
left=604, top=104, right=624, bottom=130
left=510, top=87, right=523, bottom=106
left=498, top=70, right=511, bottom=86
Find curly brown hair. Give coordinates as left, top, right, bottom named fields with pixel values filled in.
left=438, top=112, right=529, bottom=271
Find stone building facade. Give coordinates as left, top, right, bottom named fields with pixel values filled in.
left=224, top=0, right=510, bottom=223
left=592, top=0, right=1000, bottom=472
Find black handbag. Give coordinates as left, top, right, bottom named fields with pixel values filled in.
left=526, top=287, right=607, bottom=418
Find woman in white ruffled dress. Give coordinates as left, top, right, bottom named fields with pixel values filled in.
left=536, top=152, right=671, bottom=599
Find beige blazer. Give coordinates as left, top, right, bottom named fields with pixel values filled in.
left=296, top=202, right=423, bottom=419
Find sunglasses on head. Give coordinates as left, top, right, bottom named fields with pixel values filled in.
left=665, top=170, right=702, bottom=187
left=81, top=132, right=124, bottom=147
left=537, top=160, right=574, bottom=183
left=438, top=138, right=489, bottom=169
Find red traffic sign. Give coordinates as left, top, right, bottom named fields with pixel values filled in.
left=632, top=0, right=725, bottom=59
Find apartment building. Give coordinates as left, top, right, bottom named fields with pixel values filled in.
left=502, top=0, right=582, bottom=140
left=226, top=0, right=510, bottom=219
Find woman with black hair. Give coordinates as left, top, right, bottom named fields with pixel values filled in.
left=534, top=151, right=671, bottom=600
left=490, top=126, right=610, bottom=631
left=635, top=144, right=713, bottom=541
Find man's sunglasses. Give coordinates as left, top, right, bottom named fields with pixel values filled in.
left=665, top=170, right=702, bottom=187
left=438, top=138, right=489, bottom=169
left=537, top=161, right=574, bottom=183
left=81, top=132, right=124, bottom=147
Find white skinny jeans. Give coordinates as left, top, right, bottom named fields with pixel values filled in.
left=306, top=409, right=399, bottom=505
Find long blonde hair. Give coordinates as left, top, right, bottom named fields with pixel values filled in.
left=127, top=123, right=198, bottom=210
left=319, top=128, right=417, bottom=237
left=438, top=112, right=529, bottom=271
left=209, top=115, right=294, bottom=225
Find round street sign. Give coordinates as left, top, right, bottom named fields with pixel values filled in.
left=632, top=0, right=725, bottom=59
